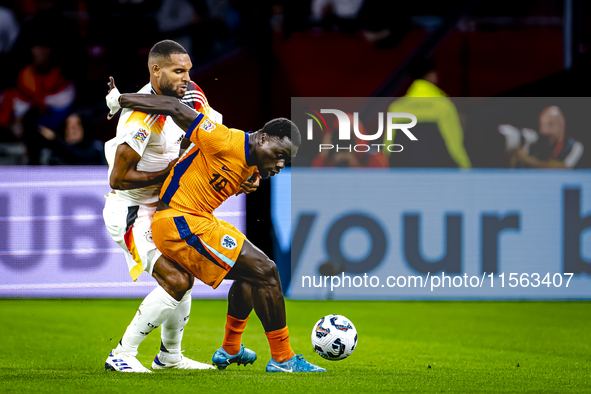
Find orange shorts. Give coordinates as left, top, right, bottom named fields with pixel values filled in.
left=152, top=208, right=246, bottom=289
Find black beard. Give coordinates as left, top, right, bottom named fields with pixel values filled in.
left=159, top=74, right=181, bottom=98
left=160, top=84, right=181, bottom=98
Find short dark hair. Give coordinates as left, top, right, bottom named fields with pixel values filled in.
left=148, top=40, right=187, bottom=61
left=262, top=118, right=301, bottom=146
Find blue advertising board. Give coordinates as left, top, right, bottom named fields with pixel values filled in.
left=0, top=166, right=245, bottom=298
left=276, top=169, right=591, bottom=299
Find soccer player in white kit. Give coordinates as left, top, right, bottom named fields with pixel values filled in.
left=102, top=40, right=254, bottom=372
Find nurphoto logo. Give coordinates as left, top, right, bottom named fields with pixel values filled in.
left=304, top=108, right=417, bottom=153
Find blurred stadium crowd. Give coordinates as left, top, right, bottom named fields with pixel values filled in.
left=0, top=0, right=588, bottom=167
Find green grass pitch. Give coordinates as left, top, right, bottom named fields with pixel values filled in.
left=2, top=299, right=590, bottom=393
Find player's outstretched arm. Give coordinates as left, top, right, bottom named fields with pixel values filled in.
left=120, top=94, right=198, bottom=131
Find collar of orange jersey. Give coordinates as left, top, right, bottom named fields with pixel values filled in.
left=244, top=131, right=250, bottom=162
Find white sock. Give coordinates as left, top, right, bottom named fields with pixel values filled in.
left=159, top=289, right=192, bottom=363
left=115, top=286, right=180, bottom=356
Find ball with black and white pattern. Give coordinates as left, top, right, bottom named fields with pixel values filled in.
left=311, top=314, right=358, bottom=360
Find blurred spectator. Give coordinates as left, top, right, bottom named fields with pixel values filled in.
left=36, top=111, right=105, bottom=165
left=206, top=0, right=242, bottom=40
left=15, top=0, right=85, bottom=76
left=156, top=0, right=205, bottom=56
left=510, top=106, right=584, bottom=169
left=0, top=2, right=20, bottom=116
left=358, top=0, right=412, bottom=48
left=86, top=0, right=160, bottom=90
left=384, top=58, right=472, bottom=168
left=312, top=112, right=388, bottom=167
left=0, top=37, right=76, bottom=140
left=311, top=0, right=363, bottom=21
left=311, top=0, right=363, bottom=32
left=0, top=0, right=83, bottom=141
left=0, top=4, right=19, bottom=54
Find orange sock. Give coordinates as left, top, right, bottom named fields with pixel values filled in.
left=222, top=315, right=249, bottom=355
left=265, top=326, right=295, bottom=363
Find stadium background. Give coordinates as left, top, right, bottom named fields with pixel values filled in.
left=1, top=0, right=589, bottom=298
left=1, top=1, right=590, bottom=392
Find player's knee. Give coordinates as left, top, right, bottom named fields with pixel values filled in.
left=256, top=257, right=280, bottom=288
left=168, top=270, right=192, bottom=300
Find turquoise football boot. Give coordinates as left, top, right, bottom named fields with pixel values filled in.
left=266, top=354, right=326, bottom=373
left=212, top=344, right=257, bottom=370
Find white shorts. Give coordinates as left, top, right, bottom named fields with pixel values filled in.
left=103, top=192, right=162, bottom=281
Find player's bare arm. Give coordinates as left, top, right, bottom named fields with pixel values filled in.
left=106, top=77, right=196, bottom=130
left=115, top=82, right=263, bottom=194
left=108, top=77, right=262, bottom=194
left=109, top=78, right=192, bottom=152
left=106, top=77, right=189, bottom=190
left=105, top=77, right=180, bottom=190
left=118, top=92, right=261, bottom=194
left=110, top=144, right=178, bottom=190
left=120, top=94, right=198, bottom=131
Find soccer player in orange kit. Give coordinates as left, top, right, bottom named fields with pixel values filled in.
left=112, top=91, right=326, bottom=373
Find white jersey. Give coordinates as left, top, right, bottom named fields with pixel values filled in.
left=105, top=83, right=189, bottom=205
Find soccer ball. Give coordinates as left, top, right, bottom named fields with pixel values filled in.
left=311, top=314, right=357, bottom=360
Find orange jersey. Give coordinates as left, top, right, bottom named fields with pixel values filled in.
left=160, top=114, right=257, bottom=215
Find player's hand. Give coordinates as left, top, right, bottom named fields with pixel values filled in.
left=107, top=76, right=117, bottom=94
left=106, top=76, right=121, bottom=120
left=165, top=158, right=179, bottom=172
left=236, top=172, right=261, bottom=195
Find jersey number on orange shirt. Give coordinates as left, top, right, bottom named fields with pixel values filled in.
left=209, top=174, right=228, bottom=192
